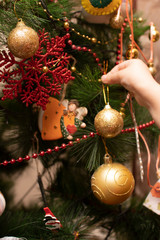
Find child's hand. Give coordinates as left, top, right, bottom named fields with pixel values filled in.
left=101, top=59, right=160, bottom=128
left=101, top=59, right=156, bottom=108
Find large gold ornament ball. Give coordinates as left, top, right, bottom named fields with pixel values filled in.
left=7, top=20, right=39, bottom=59
left=109, top=14, right=124, bottom=29
left=94, top=104, right=124, bottom=138
left=91, top=162, right=135, bottom=205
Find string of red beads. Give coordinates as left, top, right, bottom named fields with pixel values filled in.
left=121, top=120, right=155, bottom=133
left=116, top=18, right=128, bottom=65
left=0, top=132, right=95, bottom=167
left=0, top=120, right=155, bottom=167
left=67, top=39, right=102, bottom=68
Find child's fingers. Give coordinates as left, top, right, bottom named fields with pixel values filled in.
left=101, top=71, right=122, bottom=84
left=101, top=60, right=133, bottom=84
left=109, top=61, right=131, bottom=73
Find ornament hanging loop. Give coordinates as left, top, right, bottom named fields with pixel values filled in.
left=102, top=61, right=109, bottom=105
left=14, top=0, right=24, bottom=21
left=14, top=0, right=20, bottom=20
left=101, top=135, right=112, bottom=164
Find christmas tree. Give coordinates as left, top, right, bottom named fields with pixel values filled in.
left=0, top=0, right=160, bottom=239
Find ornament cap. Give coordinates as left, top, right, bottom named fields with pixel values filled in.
left=104, top=103, right=111, bottom=109
left=104, top=153, right=112, bottom=164
left=148, top=62, right=154, bottom=67
left=16, top=18, right=25, bottom=27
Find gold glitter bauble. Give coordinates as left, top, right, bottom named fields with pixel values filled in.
left=126, top=47, right=139, bottom=59
left=148, top=62, right=157, bottom=77
left=109, top=14, right=124, bottom=29
left=7, top=20, right=39, bottom=59
left=94, top=104, right=124, bottom=138
left=91, top=162, right=135, bottom=205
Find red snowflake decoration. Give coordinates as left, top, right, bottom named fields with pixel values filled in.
left=0, top=29, right=74, bottom=110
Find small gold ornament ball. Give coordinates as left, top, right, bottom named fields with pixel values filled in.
left=7, top=20, right=39, bottom=59
left=64, top=22, right=70, bottom=29
left=152, top=29, right=160, bottom=42
left=126, top=47, right=139, bottom=59
left=71, top=66, right=76, bottom=72
left=109, top=15, right=124, bottom=29
left=91, top=162, right=135, bottom=205
left=148, top=62, right=157, bottom=77
left=91, top=37, right=97, bottom=43
left=149, top=27, right=160, bottom=42
left=138, top=17, right=143, bottom=23
left=42, top=66, right=49, bottom=73
left=120, top=107, right=125, bottom=119
left=94, top=104, right=124, bottom=138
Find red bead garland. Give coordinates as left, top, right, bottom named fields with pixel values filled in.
left=10, top=159, right=16, bottom=164
left=18, top=157, right=23, bottom=162
left=115, top=18, right=128, bottom=65
left=0, top=120, right=155, bottom=167
left=68, top=40, right=102, bottom=69
left=121, top=120, right=155, bottom=133
left=0, top=132, right=96, bottom=167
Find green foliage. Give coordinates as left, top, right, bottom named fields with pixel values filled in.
left=0, top=99, right=38, bottom=160
left=114, top=199, right=160, bottom=240
left=0, top=200, right=104, bottom=240
left=0, top=0, right=158, bottom=239
left=0, top=207, right=53, bottom=239
left=0, top=0, right=73, bottom=43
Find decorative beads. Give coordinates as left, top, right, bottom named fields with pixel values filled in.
left=3, top=161, right=8, bottom=166
left=68, top=40, right=101, bottom=68
left=121, top=120, right=155, bottom=133
left=38, top=0, right=121, bottom=47
left=90, top=132, right=95, bottom=137
left=10, top=159, right=16, bottom=164
left=32, top=153, right=38, bottom=159
left=0, top=131, right=95, bottom=167
left=39, top=151, right=45, bottom=156
left=0, top=121, right=155, bottom=167
left=61, top=143, right=66, bottom=149
left=25, top=155, right=30, bottom=161
left=47, top=148, right=52, bottom=154
left=18, top=157, right=23, bottom=162
left=115, top=19, right=128, bottom=65
left=68, top=141, right=73, bottom=146
left=82, top=135, right=87, bottom=139
left=54, top=146, right=59, bottom=152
